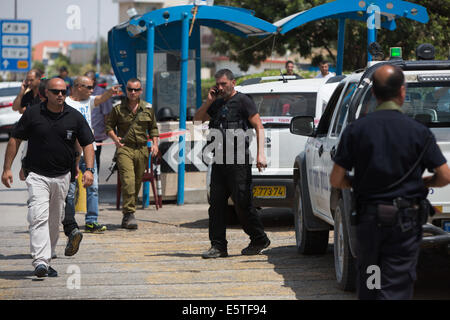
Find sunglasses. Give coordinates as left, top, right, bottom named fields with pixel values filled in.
left=80, top=84, right=94, bottom=90
left=127, top=87, right=142, bottom=92
left=48, top=89, right=67, bottom=95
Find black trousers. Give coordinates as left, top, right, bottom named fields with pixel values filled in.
left=208, top=163, right=267, bottom=250
left=356, top=205, right=422, bottom=300
left=95, top=141, right=103, bottom=172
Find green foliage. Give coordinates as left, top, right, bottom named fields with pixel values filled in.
left=32, top=60, right=45, bottom=73
left=211, top=0, right=335, bottom=71
left=211, top=0, right=449, bottom=72
left=91, top=37, right=112, bottom=69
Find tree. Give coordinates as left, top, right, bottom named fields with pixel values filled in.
left=91, top=37, right=112, bottom=74
left=211, top=0, right=335, bottom=71
left=210, top=0, right=449, bottom=72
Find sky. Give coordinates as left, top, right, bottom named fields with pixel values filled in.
left=1, top=0, right=120, bottom=45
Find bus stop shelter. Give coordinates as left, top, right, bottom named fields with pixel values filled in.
left=108, top=1, right=429, bottom=206
left=108, top=5, right=277, bottom=205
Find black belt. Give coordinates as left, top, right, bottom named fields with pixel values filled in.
left=358, top=198, right=421, bottom=232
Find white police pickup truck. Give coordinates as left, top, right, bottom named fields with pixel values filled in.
left=290, top=58, right=450, bottom=291
left=206, top=75, right=340, bottom=215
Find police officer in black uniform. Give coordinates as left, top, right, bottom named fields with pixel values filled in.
left=194, top=69, right=270, bottom=259
left=330, top=65, right=450, bottom=299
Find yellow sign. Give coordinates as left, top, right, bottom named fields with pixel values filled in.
left=433, top=205, right=443, bottom=214
left=253, top=186, right=286, bottom=199
left=17, top=60, right=28, bottom=69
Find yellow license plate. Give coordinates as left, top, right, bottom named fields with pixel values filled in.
left=253, top=186, right=286, bottom=199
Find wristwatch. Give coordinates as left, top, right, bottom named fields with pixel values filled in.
left=86, top=168, right=95, bottom=174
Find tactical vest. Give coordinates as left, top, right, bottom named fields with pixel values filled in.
left=208, top=93, right=253, bottom=164
left=209, top=95, right=249, bottom=131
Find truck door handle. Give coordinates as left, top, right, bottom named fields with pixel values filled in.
left=330, top=146, right=336, bottom=159
left=318, top=145, right=324, bottom=157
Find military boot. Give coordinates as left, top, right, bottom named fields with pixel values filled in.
left=121, top=213, right=138, bottom=229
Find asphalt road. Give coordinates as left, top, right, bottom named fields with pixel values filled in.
left=0, top=136, right=449, bottom=301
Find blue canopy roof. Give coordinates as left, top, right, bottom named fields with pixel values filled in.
left=275, top=0, right=429, bottom=34
left=128, top=5, right=277, bottom=39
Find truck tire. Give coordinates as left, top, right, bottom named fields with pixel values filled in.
left=293, top=183, right=329, bottom=255
left=334, top=198, right=356, bottom=291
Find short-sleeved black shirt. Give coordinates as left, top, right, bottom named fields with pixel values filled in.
left=207, top=92, right=258, bottom=163
left=207, top=92, right=257, bottom=126
left=12, top=101, right=94, bottom=178
left=333, top=109, right=446, bottom=203
left=21, top=90, right=41, bottom=110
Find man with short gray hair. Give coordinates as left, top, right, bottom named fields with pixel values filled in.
left=62, top=76, right=120, bottom=256
left=194, top=69, right=270, bottom=259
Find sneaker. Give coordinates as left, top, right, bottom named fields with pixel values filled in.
left=121, top=213, right=138, bottom=229
left=201, top=247, right=228, bottom=259
left=34, top=264, right=48, bottom=278
left=241, top=238, right=270, bottom=256
left=65, top=228, right=83, bottom=257
left=48, top=266, right=58, bottom=277
left=85, top=222, right=107, bottom=233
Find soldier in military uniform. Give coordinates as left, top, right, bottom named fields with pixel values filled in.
left=106, top=78, right=159, bottom=229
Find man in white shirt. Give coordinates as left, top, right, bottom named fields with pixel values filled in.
left=315, top=61, right=335, bottom=79
left=63, top=76, right=120, bottom=256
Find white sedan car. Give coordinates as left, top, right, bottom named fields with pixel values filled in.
left=0, top=82, right=22, bottom=136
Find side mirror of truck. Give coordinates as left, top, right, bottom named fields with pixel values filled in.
left=290, top=116, right=315, bottom=136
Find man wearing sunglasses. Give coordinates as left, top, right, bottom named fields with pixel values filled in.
left=62, top=76, right=121, bottom=255
left=2, top=78, right=95, bottom=278
left=106, top=78, right=159, bottom=229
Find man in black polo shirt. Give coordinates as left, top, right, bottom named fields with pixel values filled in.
left=12, top=69, right=43, bottom=114
left=330, top=65, right=450, bottom=299
left=1, top=78, right=95, bottom=278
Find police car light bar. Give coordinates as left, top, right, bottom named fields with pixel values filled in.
left=390, top=47, right=402, bottom=59
left=418, top=75, right=450, bottom=82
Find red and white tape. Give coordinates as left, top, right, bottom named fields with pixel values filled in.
left=96, top=130, right=186, bottom=146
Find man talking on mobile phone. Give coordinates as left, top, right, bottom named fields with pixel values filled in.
left=194, top=69, right=270, bottom=259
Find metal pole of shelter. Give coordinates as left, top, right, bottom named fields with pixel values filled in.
left=193, top=24, right=202, bottom=109
left=367, top=10, right=376, bottom=61
left=177, top=12, right=189, bottom=205
left=336, top=18, right=346, bottom=76
left=143, top=21, right=155, bottom=208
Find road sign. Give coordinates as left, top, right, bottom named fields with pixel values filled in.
left=0, top=19, right=31, bottom=72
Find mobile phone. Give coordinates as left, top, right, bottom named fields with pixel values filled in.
left=211, top=86, right=219, bottom=96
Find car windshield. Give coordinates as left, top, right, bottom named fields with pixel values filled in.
left=249, top=93, right=317, bottom=118
left=360, top=82, right=450, bottom=128
left=0, top=86, right=21, bottom=97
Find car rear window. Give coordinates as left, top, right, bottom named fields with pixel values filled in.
left=248, top=93, right=317, bottom=117
left=360, top=82, right=450, bottom=128
left=0, top=86, right=21, bottom=97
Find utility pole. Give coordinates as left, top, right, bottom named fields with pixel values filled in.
left=14, top=0, right=17, bottom=19
left=96, top=0, right=101, bottom=75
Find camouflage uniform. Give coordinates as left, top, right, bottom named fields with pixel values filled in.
left=105, top=98, right=159, bottom=218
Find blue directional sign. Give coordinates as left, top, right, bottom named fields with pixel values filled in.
left=0, top=19, right=31, bottom=72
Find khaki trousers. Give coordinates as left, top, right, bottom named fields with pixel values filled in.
left=26, top=172, right=70, bottom=268
left=117, top=145, right=149, bottom=214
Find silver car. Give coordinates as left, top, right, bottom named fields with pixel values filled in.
left=0, top=81, right=22, bottom=137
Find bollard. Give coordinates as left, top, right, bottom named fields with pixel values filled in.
left=75, top=172, right=87, bottom=213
